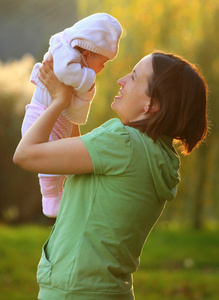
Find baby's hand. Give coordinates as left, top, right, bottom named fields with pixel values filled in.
left=39, top=56, right=73, bottom=108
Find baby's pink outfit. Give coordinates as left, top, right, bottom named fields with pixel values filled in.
left=21, top=95, right=72, bottom=217
left=21, top=13, right=122, bottom=218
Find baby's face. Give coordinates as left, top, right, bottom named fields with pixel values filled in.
left=85, top=53, right=109, bottom=74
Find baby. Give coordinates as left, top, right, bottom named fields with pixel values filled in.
left=21, top=13, right=122, bottom=218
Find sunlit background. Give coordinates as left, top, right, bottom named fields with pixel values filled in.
left=0, top=0, right=218, bottom=299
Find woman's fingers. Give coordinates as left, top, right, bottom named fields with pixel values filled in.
left=39, top=54, right=54, bottom=83
left=42, top=58, right=53, bottom=73
left=38, top=57, right=58, bottom=92
left=38, top=65, right=47, bottom=78
left=46, top=52, right=53, bottom=66
left=38, top=56, right=73, bottom=105
left=38, top=68, right=46, bottom=85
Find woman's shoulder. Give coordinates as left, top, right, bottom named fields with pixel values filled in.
left=91, top=118, right=129, bottom=136
left=81, top=118, right=132, bottom=147
left=101, top=118, right=124, bottom=129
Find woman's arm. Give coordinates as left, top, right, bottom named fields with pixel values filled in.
left=13, top=59, right=94, bottom=175
left=71, top=123, right=81, bottom=137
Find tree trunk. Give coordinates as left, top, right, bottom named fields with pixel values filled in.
left=193, top=145, right=208, bottom=230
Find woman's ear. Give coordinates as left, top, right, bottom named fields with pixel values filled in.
left=144, top=101, right=159, bottom=114
left=150, top=103, right=159, bottom=113
left=82, top=50, right=91, bottom=62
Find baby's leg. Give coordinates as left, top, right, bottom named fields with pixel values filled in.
left=39, top=115, right=72, bottom=218
left=39, top=175, right=67, bottom=218
left=22, top=94, right=72, bottom=217
left=21, top=103, right=45, bottom=137
left=39, top=175, right=61, bottom=217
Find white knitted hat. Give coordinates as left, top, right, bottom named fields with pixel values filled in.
left=63, top=13, right=123, bottom=60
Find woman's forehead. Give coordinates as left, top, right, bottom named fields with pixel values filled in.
left=134, top=55, right=153, bottom=80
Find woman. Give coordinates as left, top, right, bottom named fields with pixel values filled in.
left=13, top=51, right=208, bottom=299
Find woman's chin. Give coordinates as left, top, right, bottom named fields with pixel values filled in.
left=111, top=102, right=116, bottom=111
left=112, top=95, right=122, bottom=108
left=114, top=95, right=123, bottom=102
left=111, top=102, right=120, bottom=115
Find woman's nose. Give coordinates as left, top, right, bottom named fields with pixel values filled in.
left=117, top=77, right=125, bottom=86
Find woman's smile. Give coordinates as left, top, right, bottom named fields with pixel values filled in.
left=115, top=89, right=123, bottom=100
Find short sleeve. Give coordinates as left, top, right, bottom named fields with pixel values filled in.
left=80, top=119, right=133, bottom=175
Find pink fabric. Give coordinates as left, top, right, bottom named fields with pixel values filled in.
left=21, top=100, right=73, bottom=140
left=39, top=176, right=66, bottom=218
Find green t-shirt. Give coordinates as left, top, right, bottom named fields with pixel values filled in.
left=38, top=118, right=180, bottom=300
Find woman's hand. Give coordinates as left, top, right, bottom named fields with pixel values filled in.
left=38, top=55, right=73, bottom=109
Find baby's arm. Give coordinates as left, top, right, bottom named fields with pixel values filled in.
left=51, top=41, right=96, bottom=93
left=62, top=86, right=96, bottom=125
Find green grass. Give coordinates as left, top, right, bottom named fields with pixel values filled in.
left=0, top=224, right=51, bottom=300
left=133, top=225, right=219, bottom=300
left=0, top=224, right=218, bottom=300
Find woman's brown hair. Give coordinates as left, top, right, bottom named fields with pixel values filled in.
left=129, top=51, right=209, bottom=154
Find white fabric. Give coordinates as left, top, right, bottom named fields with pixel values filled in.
left=50, top=34, right=96, bottom=93
left=63, top=12, right=123, bottom=60
left=30, top=13, right=122, bottom=121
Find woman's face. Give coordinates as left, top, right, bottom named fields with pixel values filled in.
left=111, top=55, right=153, bottom=124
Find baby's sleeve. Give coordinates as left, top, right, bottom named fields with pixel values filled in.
left=51, top=40, right=96, bottom=93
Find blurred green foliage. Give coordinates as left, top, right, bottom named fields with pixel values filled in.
left=0, top=0, right=219, bottom=227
